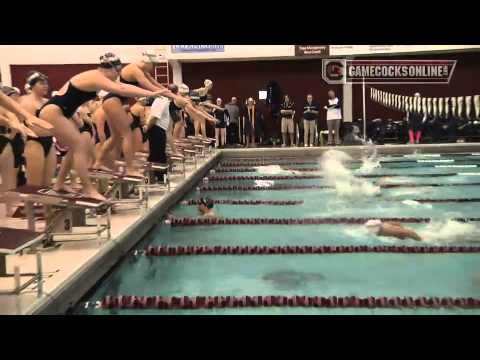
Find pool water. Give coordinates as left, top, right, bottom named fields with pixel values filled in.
left=74, top=152, right=480, bottom=315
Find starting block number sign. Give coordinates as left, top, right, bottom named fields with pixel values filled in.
left=84, top=301, right=102, bottom=309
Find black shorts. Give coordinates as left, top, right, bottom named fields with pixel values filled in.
left=11, top=133, right=26, bottom=168
left=26, top=136, right=53, bottom=159
left=103, top=93, right=129, bottom=105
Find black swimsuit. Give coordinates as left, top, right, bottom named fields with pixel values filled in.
left=0, top=135, right=8, bottom=154
left=129, top=113, right=148, bottom=143
left=27, top=135, right=53, bottom=158
left=93, top=121, right=111, bottom=144
left=1, top=125, right=26, bottom=168
left=103, top=75, right=139, bottom=105
left=79, top=121, right=94, bottom=137
left=39, top=82, right=98, bottom=119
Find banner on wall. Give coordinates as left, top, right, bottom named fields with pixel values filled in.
left=329, top=45, right=480, bottom=56
left=322, top=59, right=457, bottom=84
left=295, top=45, right=329, bottom=57
left=171, top=45, right=225, bottom=53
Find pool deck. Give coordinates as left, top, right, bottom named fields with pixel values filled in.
left=2, top=142, right=480, bottom=315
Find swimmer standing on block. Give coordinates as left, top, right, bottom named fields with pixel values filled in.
left=365, top=219, right=422, bottom=241
left=198, top=197, right=216, bottom=218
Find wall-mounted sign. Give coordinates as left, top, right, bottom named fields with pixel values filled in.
left=322, top=59, right=457, bottom=84
left=329, top=45, right=480, bottom=56
left=171, top=45, right=225, bottom=53
left=295, top=45, right=329, bottom=57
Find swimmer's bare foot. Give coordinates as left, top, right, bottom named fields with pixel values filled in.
left=92, top=163, right=114, bottom=172
left=125, top=169, right=144, bottom=178
left=53, top=184, right=76, bottom=193
left=83, top=189, right=107, bottom=202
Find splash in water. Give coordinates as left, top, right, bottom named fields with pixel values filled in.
left=356, top=143, right=380, bottom=174
left=320, top=150, right=380, bottom=197
left=254, top=180, right=275, bottom=188
left=254, top=165, right=304, bottom=175
left=419, top=220, right=480, bottom=244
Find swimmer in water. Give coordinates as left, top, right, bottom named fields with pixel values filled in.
left=365, top=219, right=422, bottom=241
left=198, top=197, right=216, bottom=217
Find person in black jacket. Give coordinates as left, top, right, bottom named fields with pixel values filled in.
left=242, top=98, right=263, bottom=147
left=280, top=94, right=295, bottom=147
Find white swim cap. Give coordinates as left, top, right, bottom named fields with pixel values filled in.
left=414, top=92, right=421, bottom=97
left=204, top=79, right=213, bottom=87
left=142, top=50, right=162, bottom=63
left=179, top=84, right=190, bottom=95
left=365, top=219, right=382, bottom=234
left=97, top=90, right=109, bottom=99
left=365, top=219, right=382, bottom=227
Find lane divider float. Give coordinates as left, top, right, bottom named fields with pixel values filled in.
left=197, top=183, right=480, bottom=192
left=136, top=245, right=480, bottom=256
left=165, top=217, right=480, bottom=226
left=182, top=199, right=303, bottom=206
left=94, top=295, right=480, bottom=310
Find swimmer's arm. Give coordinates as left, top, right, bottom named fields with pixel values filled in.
left=131, top=67, right=171, bottom=96
left=143, top=71, right=168, bottom=91
left=186, top=104, right=217, bottom=124
left=0, top=92, right=52, bottom=130
left=93, top=75, right=158, bottom=98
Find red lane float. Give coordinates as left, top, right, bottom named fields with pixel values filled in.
left=142, top=245, right=480, bottom=256
left=199, top=183, right=480, bottom=192
left=167, top=217, right=447, bottom=227
left=207, top=174, right=457, bottom=181
left=414, top=198, right=480, bottom=203
left=182, top=199, right=304, bottom=206
left=214, top=168, right=258, bottom=173
left=207, top=175, right=324, bottom=181
left=219, top=161, right=320, bottom=167
left=99, top=295, right=480, bottom=310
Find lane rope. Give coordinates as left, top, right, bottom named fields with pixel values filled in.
left=92, top=295, right=480, bottom=310
left=206, top=174, right=457, bottom=181
left=182, top=199, right=303, bottom=206
left=197, top=183, right=480, bottom=192
left=165, top=217, right=480, bottom=226
left=136, top=245, right=480, bottom=256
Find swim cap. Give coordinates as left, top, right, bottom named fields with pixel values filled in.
left=179, top=84, right=189, bottom=95
left=204, top=79, right=213, bottom=88
left=97, top=90, right=108, bottom=99
left=1, top=86, right=20, bottom=97
left=414, top=92, right=421, bottom=97
left=199, top=197, right=214, bottom=209
left=99, top=52, right=123, bottom=72
left=365, top=219, right=382, bottom=234
left=168, top=84, right=178, bottom=94
left=142, top=50, right=162, bottom=63
left=25, top=71, right=48, bottom=91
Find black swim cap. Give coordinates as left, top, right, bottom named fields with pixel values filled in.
left=199, top=197, right=214, bottom=209
left=99, top=52, right=123, bottom=72
left=25, top=71, right=48, bottom=90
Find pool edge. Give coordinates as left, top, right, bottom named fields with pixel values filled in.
left=26, top=152, right=222, bottom=315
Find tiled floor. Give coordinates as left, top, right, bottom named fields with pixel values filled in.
left=0, top=151, right=217, bottom=315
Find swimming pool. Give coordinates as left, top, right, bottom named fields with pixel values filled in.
left=73, top=149, right=480, bottom=315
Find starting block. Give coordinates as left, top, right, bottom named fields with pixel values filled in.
left=89, top=169, right=146, bottom=211
left=0, top=227, right=45, bottom=296
left=3, top=186, right=111, bottom=246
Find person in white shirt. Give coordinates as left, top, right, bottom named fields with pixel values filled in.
left=324, top=90, right=342, bottom=146
left=145, top=85, right=182, bottom=181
